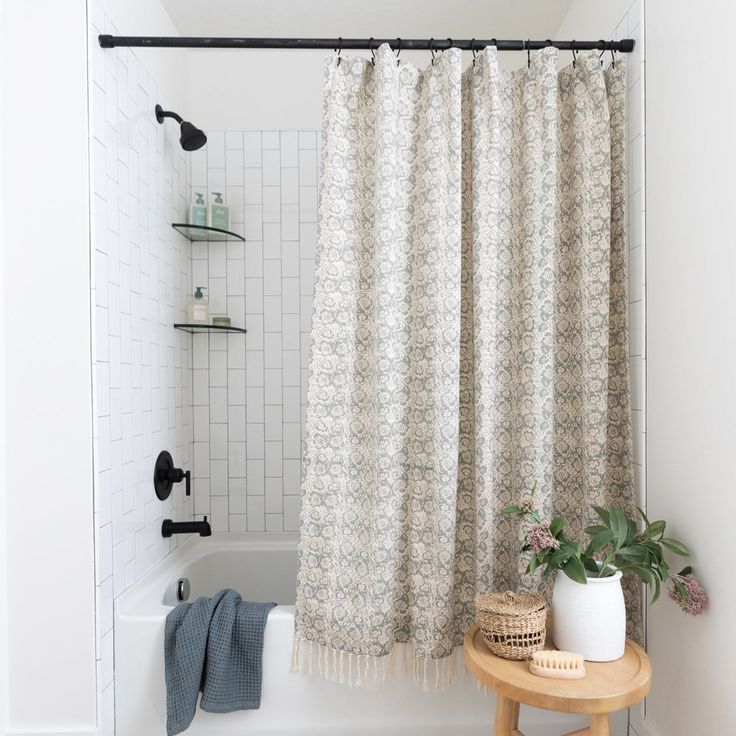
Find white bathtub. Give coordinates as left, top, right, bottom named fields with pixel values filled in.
left=114, top=534, right=595, bottom=736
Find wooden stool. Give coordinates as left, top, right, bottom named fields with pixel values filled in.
left=464, top=625, right=651, bottom=736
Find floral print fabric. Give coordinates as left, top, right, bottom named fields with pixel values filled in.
left=295, top=45, right=638, bottom=687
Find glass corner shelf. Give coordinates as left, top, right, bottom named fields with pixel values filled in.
left=173, top=323, right=247, bottom=335
left=172, top=223, right=245, bottom=242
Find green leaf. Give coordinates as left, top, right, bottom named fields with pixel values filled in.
left=592, top=506, right=611, bottom=525
left=651, top=575, right=661, bottom=603
left=678, top=565, right=693, bottom=576
left=641, top=541, right=663, bottom=561
left=626, top=518, right=637, bottom=545
left=549, top=516, right=567, bottom=537
left=563, top=556, right=588, bottom=585
left=636, top=506, right=651, bottom=528
left=609, top=507, right=629, bottom=549
left=661, top=538, right=690, bottom=556
left=629, top=564, right=655, bottom=586
left=615, top=546, right=650, bottom=564
left=529, top=554, right=539, bottom=574
left=586, top=529, right=614, bottom=556
left=584, top=524, right=609, bottom=536
left=583, top=557, right=600, bottom=573
left=501, top=506, right=525, bottom=515
left=647, top=520, right=666, bottom=538
left=566, top=540, right=582, bottom=558
left=674, top=579, right=688, bottom=605
left=548, top=547, right=571, bottom=569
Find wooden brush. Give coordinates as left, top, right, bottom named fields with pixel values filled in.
left=529, top=650, right=586, bottom=679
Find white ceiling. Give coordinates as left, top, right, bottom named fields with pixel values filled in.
left=159, top=0, right=575, bottom=40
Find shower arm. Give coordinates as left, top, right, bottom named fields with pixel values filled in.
left=99, top=36, right=635, bottom=53
left=155, top=105, right=183, bottom=125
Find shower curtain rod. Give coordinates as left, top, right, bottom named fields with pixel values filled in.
left=98, top=35, right=635, bottom=53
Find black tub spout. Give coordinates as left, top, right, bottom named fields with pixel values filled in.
left=162, top=516, right=212, bottom=538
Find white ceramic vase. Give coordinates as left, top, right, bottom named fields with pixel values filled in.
left=551, top=568, right=626, bottom=662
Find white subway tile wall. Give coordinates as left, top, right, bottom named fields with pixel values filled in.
left=189, top=130, right=319, bottom=533
left=89, top=13, right=193, bottom=735
left=617, top=0, right=646, bottom=504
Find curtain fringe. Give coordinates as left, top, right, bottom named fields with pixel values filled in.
left=292, top=634, right=465, bottom=691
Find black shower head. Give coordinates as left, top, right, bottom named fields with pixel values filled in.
left=155, top=104, right=207, bottom=151
left=179, top=121, right=207, bottom=151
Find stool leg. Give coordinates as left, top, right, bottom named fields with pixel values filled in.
left=492, top=695, right=520, bottom=736
left=589, top=713, right=611, bottom=736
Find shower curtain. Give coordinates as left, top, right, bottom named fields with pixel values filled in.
left=295, top=44, right=638, bottom=688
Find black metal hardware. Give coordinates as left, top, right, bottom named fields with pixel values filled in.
left=155, top=104, right=207, bottom=151
left=154, top=450, right=191, bottom=500
left=162, top=517, right=212, bottom=538
left=98, top=35, right=635, bottom=53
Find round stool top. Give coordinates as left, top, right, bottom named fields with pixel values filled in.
left=463, top=624, right=651, bottom=714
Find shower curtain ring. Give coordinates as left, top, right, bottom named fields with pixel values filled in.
left=335, top=37, right=342, bottom=66
left=571, top=40, right=577, bottom=68
left=395, top=38, right=402, bottom=66
left=446, top=37, right=453, bottom=52
left=610, top=48, right=616, bottom=67
left=471, top=38, right=477, bottom=66
left=430, top=38, right=436, bottom=65
left=526, top=40, right=531, bottom=68
left=598, top=39, right=607, bottom=67
left=369, top=37, right=375, bottom=65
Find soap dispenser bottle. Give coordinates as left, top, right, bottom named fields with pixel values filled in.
left=189, top=192, right=207, bottom=227
left=208, top=192, right=230, bottom=230
left=187, top=286, right=209, bottom=324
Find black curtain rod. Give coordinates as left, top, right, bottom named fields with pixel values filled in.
left=98, top=35, right=635, bottom=53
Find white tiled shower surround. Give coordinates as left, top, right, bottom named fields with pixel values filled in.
left=89, top=12, right=193, bottom=734
left=188, top=130, right=319, bottom=534
left=618, top=0, right=646, bottom=510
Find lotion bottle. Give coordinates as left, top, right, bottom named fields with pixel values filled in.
left=187, top=286, right=209, bottom=324
left=189, top=192, right=207, bottom=227
left=208, top=192, right=230, bottom=230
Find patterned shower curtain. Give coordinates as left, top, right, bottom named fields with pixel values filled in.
left=294, top=44, right=638, bottom=688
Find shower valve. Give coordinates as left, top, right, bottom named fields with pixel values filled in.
left=154, top=450, right=191, bottom=500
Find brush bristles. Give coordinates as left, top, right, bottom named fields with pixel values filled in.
left=529, top=650, right=585, bottom=679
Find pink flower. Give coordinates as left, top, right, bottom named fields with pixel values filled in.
left=668, top=574, right=709, bottom=616
left=528, top=524, right=560, bottom=555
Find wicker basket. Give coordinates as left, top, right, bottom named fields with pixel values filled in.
left=475, top=590, right=547, bottom=660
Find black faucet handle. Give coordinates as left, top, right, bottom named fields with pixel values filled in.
left=154, top=451, right=192, bottom=500
left=172, top=467, right=191, bottom=496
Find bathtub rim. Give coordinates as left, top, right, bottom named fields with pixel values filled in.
left=114, top=532, right=299, bottom=622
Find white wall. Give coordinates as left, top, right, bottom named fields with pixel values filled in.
left=645, top=1, right=736, bottom=734
left=0, top=0, right=97, bottom=733
left=93, top=0, right=188, bottom=115
left=88, top=1, right=194, bottom=733
left=0, top=15, right=8, bottom=732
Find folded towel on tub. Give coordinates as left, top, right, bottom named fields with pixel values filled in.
left=164, top=588, right=276, bottom=736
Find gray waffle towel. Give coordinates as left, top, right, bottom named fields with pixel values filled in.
left=164, top=588, right=276, bottom=735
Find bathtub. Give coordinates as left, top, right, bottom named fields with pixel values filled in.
left=114, top=534, right=594, bottom=736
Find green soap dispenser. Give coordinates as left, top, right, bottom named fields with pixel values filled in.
left=187, top=286, right=209, bottom=324
left=189, top=192, right=207, bottom=227
left=208, top=192, right=230, bottom=231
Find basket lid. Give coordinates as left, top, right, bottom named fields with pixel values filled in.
left=474, top=590, right=546, bottom=615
